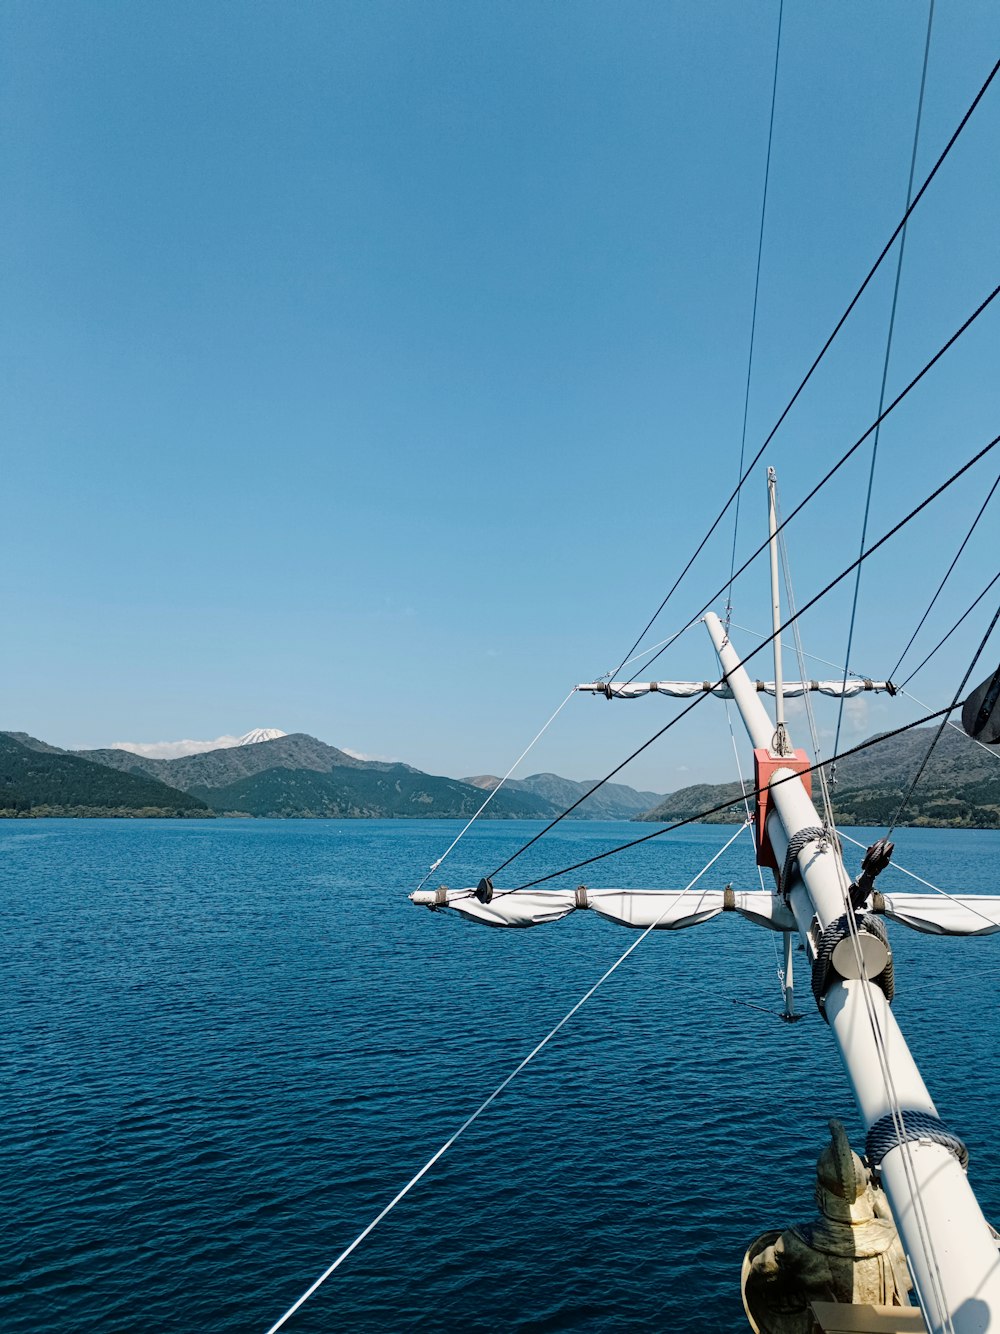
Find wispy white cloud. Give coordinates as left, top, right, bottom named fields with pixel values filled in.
left=112, top=736, right=245, bottom=759
left=842, top=695, right=871, bottom=734
left=341, top=746, right=400, bottom=763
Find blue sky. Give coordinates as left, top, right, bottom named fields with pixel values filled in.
left=2, top=1, right=998, bottom=791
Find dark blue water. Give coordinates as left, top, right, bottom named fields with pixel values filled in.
left=2, top=820, right=998, bottom=1332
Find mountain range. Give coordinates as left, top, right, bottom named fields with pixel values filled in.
left=464, top=772, right=664, bottom=820
left=1, top=730, right=651, bottom=820
left=0, top=732, right=211, bottom=817
left=1, top=723, right=997, bottom=825
left=69, top=733, right=554, bottom=819
left=637, top=724, right=1000, bottom=828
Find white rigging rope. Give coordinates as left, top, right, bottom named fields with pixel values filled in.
left=599, top=619, right=701, bottom=683
left=724, top=698, right=783, bottom=995
left=901, top=687, right=1000, bottom=764
left=729, top=620, right=872, bottom=679
left=730, top=623, right=999, bottom=766
left=413, top=689, right=577, bottom=892
left=264, top=821, right=751, bottom=1334
left=832, top=848, right=956, bottom=1334
left=773, top=478, right=955, bottom=1333
left=776, top=507, right=836, bottom=824
left=838, top=829, right=1000, bottom=930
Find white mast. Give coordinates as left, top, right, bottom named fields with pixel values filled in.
left=768, top=466, right=796, bottom=1022
left=767, top=466, right=790, bottom=757
left=705, top=609, right=1000, bottom=1334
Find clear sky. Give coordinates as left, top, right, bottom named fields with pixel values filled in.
left=2, top=1, right=998, bottom=792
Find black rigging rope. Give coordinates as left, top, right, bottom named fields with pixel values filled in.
left=890, top=472, right=1000, bottom=682
left=900, top=566, right=1000, bottom=690
left=832, top=0, right=936, bottom=776
left=887, top=598, right=1000, bottom=837
left=488, top=431, right=999, bottom=879
left=624, top=285, right=999, bottom=686
left=605, top=55, right=1000, bottom=686
left=499, top=701, right=960, bottom=893
left=726, top=0, right=784, bottom=623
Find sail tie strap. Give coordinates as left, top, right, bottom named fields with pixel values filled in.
left=866, top=1110, right=969, bottom=1174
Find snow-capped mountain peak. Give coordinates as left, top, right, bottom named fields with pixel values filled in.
left=111, top=729, right=288, bottom=759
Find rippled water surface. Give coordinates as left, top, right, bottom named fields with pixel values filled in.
left=2, top=819, right=998, bottom=1332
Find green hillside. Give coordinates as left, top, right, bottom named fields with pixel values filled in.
left=0, top=733, right=211, bottom=817
left=637, top=780, right=748, bottom=825
left=80, top=732, right=553, bottom=818
left=638, top=725, right=1000, bottom=828
left=74, top=732, right=391, bottom=789
left=8, top=719, right=997, bottom=825
left=464, top=771, right=664, bottom=819
left=190, top=764, right=554, bottom=818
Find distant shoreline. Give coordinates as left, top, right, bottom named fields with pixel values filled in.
left=3, top=810, right=999, bottom=830
left=5, top=727, right=997, bottom=828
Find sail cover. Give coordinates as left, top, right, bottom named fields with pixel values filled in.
left=577, top=680, right=893, bottom=699
left=873, top=893, right=1000, bottom=936
left=410, top=887, right=796, bottom=931
left=411, top=888, right=1000, bottom=936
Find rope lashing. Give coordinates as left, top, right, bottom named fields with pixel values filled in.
left=811, top=912, right=894, bottom=1020
left=779, top=826, right=831, bottom=898
left=866, top=1110, right=969, bottom=1175
left=848, top=837, right=894, bottom=910
left=574, top=885, right=589, bottom=909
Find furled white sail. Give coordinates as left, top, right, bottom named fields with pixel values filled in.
left=409, top=887, right=797, bottom=931
left=577, top=679, right=892, bottom=699
left=873, top=892, right=1000, bottom=936
left=436, top=891, right=578, bottom=928
left=411, top=887, right=1000, bottom=936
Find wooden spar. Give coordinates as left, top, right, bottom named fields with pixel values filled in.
left=705, top=610, right=1000, bottom=1334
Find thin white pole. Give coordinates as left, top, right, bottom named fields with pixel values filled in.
left=767, top=467, right=789, bottom=755
left=782, top=930, right=795, bottom=1019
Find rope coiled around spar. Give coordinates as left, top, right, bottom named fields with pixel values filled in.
left=866, top=1110, right=969, bottom=1174
left=811, top=911, right=894, bottom=1020
left=779, top=825, right=831, bottom=898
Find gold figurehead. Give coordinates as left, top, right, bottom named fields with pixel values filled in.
left=741, top=1120, right=912, bottom=1334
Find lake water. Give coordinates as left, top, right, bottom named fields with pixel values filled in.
left=2, top=819, right=998, bottom=1332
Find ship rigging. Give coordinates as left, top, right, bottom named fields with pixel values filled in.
left=264, top=24, right=1000, bottom=1334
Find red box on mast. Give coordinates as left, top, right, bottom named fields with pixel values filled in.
left=753, top=748, right=812, bottom=874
